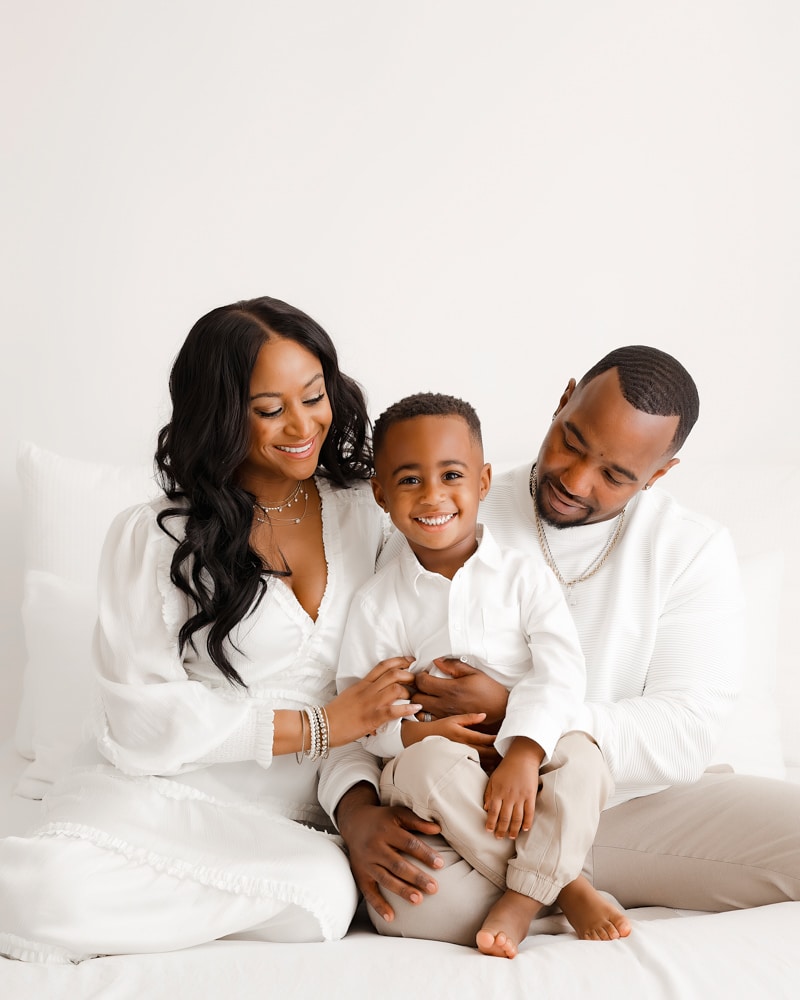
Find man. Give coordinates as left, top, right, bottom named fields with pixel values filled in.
left=319, top=345, right=800, bottom=943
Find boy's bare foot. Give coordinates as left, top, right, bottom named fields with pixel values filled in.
left=557, top=875, right=631, bottom=940
left=475, top=889, right=542, bottom=958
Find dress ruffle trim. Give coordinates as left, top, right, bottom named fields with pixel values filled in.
left=32, top=821, right=342, bottom=940
left=0, top=930, right=100, bottom=965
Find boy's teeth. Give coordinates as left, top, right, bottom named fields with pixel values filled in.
left=417, top=513, right=455, bottom=526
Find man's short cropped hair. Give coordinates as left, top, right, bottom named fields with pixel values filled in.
left=579, top=345, right=699, bottom=454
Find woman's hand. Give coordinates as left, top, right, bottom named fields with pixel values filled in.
left=414, top=657, right=509, bottom=726
left=336, top=783, right=444, bottom=922
left=326, top=657, right=419, bottom=748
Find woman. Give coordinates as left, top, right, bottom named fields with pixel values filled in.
left=0, top=296, right=418, bottom=963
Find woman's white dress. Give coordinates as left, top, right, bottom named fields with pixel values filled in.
left=0, top=478, right=386, bottom=963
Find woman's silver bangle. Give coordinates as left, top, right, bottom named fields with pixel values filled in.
left=295, top=709, right=307, bottom=764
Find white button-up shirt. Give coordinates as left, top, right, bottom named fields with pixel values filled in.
left=336, top=524, right=586, bottom=761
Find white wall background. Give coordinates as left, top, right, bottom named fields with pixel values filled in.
left=2, top=1, right=798, bottom=730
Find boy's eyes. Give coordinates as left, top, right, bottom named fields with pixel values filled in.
left=396, top=471, right=463, bottom=486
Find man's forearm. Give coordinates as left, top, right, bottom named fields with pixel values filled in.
left=335, top=780, right=380, bottom=830
left=317, top=741, right=381, bottom=826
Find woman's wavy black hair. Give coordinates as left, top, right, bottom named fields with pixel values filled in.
left=154, top=295, right=372, bottom=687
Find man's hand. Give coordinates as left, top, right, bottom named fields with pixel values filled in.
left=336, top=783, right=444, bottom=922
left=414, top=657, right=509, bottom=726
left=483, top=737, right=544, bottom=840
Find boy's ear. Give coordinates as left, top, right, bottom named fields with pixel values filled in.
left=371, top=476, right=388, bottom=511
left=479, top=462, right=492, bottom=500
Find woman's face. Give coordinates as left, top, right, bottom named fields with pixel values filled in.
left=236, top=336, right=333, bottom=496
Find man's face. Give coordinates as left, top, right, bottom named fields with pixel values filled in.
left=535, top=368, right=680, bottom=527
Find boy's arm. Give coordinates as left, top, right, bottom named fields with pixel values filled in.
left=483, top=736, right=545, bottom=840
left=495, top=568, right=586, bottom=762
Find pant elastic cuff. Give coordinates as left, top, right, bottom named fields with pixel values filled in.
left=506, top=863, right=561, bottom=905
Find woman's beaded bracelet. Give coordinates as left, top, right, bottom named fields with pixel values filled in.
left=296, top=706, right=331, bottom=763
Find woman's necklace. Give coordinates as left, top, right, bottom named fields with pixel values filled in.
left=253, top=480, right=311, bottom=526
left=529, top=465, right=626, bottom=606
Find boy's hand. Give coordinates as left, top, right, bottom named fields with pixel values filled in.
left=483, top=737, right=545, bottom=840
left=402, top=713, right=497, bottom=762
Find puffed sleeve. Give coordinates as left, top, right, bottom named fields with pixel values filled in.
left=94, top=503, right=275, bottom=776
left=494, top=565, right=587, bottom=761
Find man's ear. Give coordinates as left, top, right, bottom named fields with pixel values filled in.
left=479, top=462, right=492, bottom=500
left=554, top=378, right=577, bottom=418
left=645, top=457, right=679, bottom=490
left=371, top=476, right=387, bottom=510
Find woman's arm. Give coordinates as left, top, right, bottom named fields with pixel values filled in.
left=95, top=504, right=418, bottom=775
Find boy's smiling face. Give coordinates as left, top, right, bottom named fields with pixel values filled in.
left=372, top=414, right=491, bottom=579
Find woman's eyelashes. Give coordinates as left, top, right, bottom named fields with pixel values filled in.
left=255, top=393, right=326, bottom=420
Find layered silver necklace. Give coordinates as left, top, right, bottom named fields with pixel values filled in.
left=529, top=465, right=626, bottom=606
left=253, top=480, right=311, bottom=526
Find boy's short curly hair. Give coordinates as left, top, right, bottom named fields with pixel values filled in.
left=372, top=392, right=482, bottom=460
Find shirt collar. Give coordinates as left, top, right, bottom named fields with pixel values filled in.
left=396, top=522, right=503, bottom=594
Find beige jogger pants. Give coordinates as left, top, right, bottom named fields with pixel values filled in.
left=374, top=731, right=611, bottom=939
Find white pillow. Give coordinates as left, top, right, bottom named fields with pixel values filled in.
left=17, top=440, right=157, bottom=587
left=777, top=578, right=800, bottom=767
left=15, top=571, right=98, bottom=799
left=15, top=441, right=156, bottom=765
left=666, top=462, right=799, bottom=770
left=710, top=548, right=786, bottom=779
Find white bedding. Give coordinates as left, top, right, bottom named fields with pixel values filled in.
left=2, top=904, right=800, bottom=1000
left=2, top=740, right=800, bottom=999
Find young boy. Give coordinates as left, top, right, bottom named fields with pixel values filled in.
left=337, top=392, right=631, bottom=958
